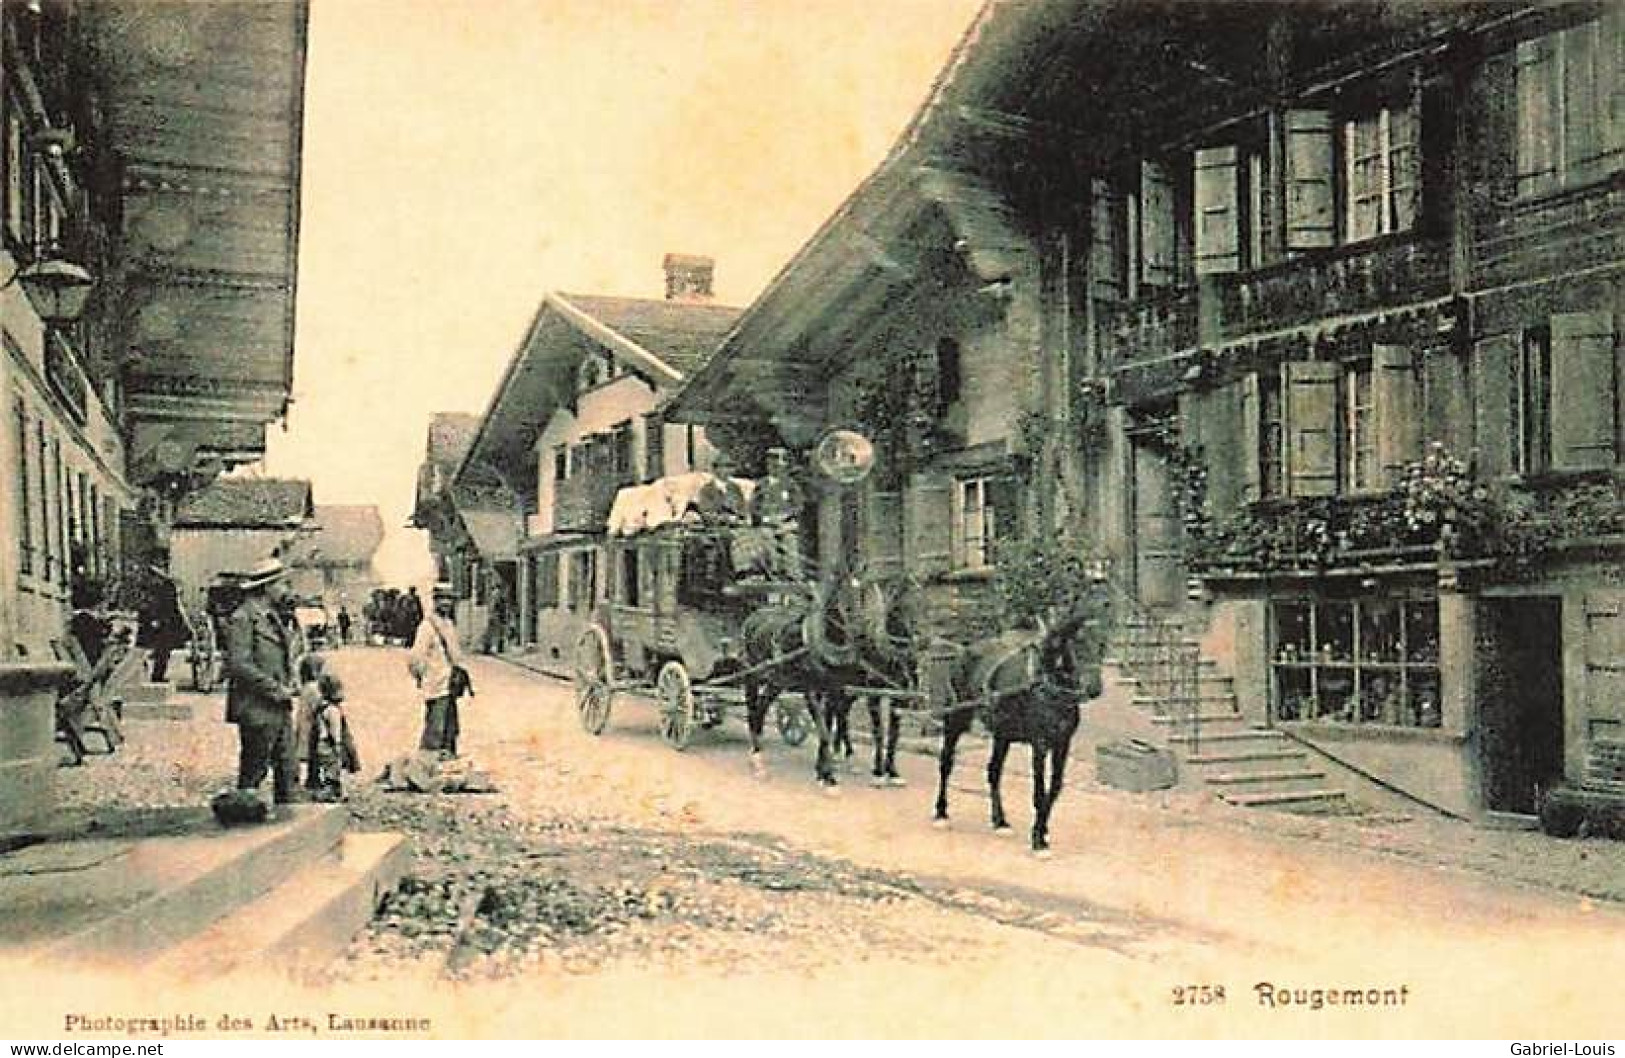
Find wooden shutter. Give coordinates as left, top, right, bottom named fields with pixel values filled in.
left=865, top=489, right=904, bottom=579
left=1239, top=372, right=1263, bottom=504
left=1285, top=110, right=1335, bottom=250
left=1193, top=146, right=1240, bottom=275
left=1473, top=332, right=1518, bottom=477
left=1374, top=343, right=1422, bottom=485
left=1283, top=360, right=1339, bottom=497
left=1090, top=178, right=1125, bottom=301
left=1516, top=35, right=1560, bottom=197
left=1584, top=591, right=1625, bottom=735
left=1551, top=311, right=1618, bottom=470
left=905, top=474, right=953, bottom=579
left=987, top=477, right=1021, bottom=562
left=1184, top=382, right=1249, bottom=517
left=1140, top=160, right=1177, bottom=288
left=1422, top=344, right=1472, bottom=456
left=1564, top=20, right=1602, bottom=183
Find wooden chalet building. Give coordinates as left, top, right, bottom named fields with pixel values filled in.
left=1, top=1, right=307, bottom=829
left=667, top=0, right=1625, bottom=822
left=439, top=256, right=739, bottom=661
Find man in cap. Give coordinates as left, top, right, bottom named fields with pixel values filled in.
left=222, top=557, right=301, bottom=806
left=750, top=446, right=804, bottom=577
left=409, top=582, right=467, bottom=757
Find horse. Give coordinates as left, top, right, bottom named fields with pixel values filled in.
left=740, top=571, right=870, bottom=788
left=930, top=599, right=1104, bottom=853
left=851, top=574, right=925, bottom=786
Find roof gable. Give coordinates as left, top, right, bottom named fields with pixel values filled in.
left=174, top=478, right=314, bottom=529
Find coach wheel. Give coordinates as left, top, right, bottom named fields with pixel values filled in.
left=573, top=625, right=615, bottom=736
left=657, top=660, right=696, bottom=751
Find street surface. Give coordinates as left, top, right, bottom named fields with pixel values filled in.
left=46, top=646, right=1625, bottom=1036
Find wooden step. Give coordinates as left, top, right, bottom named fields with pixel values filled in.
left=1133, top=693, right=1239, bottom=709
left=1185, top=749, right=1307, bottom=766
left=1149, top=712, right=1245, bottom=727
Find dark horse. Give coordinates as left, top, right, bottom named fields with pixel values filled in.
left=931, top=599, right=1104, bottom=853
left=740, top=572, right=871, bottom=788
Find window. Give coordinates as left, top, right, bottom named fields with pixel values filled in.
left=611, top=421, right=634, bottom=477
left=14, top=399, right=31, bottom=576
left=1272, top=596, right=1441, bottom=728
left=1344, top=361, right=1378, bottom=491
left=952, top=475, right=1016, bottom=571
left=1515, top=326, right=1553, bottom=475
left=935, top=337, right=962, bottom=410
left=569, top=549, right=596, bottom=611
left=537, top=553, right=560, bottom=609
left=553, top=444, right=568, bottom=482
left=1517, top=12, right=1625, bottom=197
left=1259, top=373, right=1285, bottom=498
left=685, top=425, right=697, bottom=471
left=577, top=355, right=604, bottom=394
left=3, top=100, right=23, bottom=246
left=620, top=548, right=640, bottom=608
left=1343, top=105, right=1419, bottom=242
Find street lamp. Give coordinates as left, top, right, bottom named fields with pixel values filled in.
left=1, top=253, right=95, bottom=324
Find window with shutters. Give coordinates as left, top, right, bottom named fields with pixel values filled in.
left=553, top=444, right=568, bottom=482
left=1194, top=145, right=1242, bottom=276
left=1137, top=158, right=1185, bottom=289
left=611, top=420, right=634, bottom=477
left=1516, top=13, right=1625, bottom=198
left=1516, top=312, right=1620, bottom=474
left=1343, top=104, right=1420, bottom=242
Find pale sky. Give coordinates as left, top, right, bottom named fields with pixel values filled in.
left=260, top=0, right=984, bottom=583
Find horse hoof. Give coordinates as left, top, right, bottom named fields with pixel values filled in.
left=823, top=785, right=843, bottom=799
left=1033, top=848, right=1054, bottom=860
left=869, top=775, right=888, bottom=788
left=992, top=825, right=1013, bottom=837
left=931, top=818, right=950, bottom=830
left=885, top=775, right=908, bottom=788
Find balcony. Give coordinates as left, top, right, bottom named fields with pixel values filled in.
left=1097, top=288, right=1198, bottom=369
left=553, top=468, right=635, bottom=534
left=1214, top=236, right=1451, bottom=339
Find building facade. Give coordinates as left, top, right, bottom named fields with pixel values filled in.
left=667, top=0, right=1625, bottom=822
left=284, top=504, right=384, bottom=613
left=1, top=1, right=307, bottom=829
left=168, top=478, right=314, bottom=618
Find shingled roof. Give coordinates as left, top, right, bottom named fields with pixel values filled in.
left=427, top=412, right=481, bottom=471
left=553, top=293, right=740, bottom=377
left=174, top=478, right=314, bottom=529
left=285, top=505, right=384, bottom=567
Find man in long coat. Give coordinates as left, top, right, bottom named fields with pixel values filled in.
left=223, top=558, right=301, bottom=804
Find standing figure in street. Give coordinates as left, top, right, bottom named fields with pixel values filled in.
left=307, top=670, right=357, bottom=801
left=409, top=583, right=466, bottom=758
left=397, top=586, right=425, bottom=646
left=337, top=605, right=353, bottom=645
left=223, top=558, right=301, bottom=806
left=138, top=566, right=191, bottom=683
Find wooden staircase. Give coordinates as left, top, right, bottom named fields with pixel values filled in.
left=1109, top=617, right=1351, bottom=815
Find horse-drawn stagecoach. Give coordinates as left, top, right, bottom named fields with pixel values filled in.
left=569, top=432, right=1106, bottom=852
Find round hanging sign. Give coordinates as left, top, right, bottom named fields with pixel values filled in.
left=812, top=429, right=875, bottom=485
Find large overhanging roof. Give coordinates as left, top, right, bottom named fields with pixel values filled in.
left=79, top=2, right=308, bottom=448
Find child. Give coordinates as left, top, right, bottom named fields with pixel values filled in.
left=308, top=671, right=358, bottom=801
left=294, top=653, right=327, bottom=791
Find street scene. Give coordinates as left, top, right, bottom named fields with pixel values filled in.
left=2, top=0, right=1624, bottom=1042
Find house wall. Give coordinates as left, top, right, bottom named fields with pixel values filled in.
left=2, top=263, right=132, bottom=661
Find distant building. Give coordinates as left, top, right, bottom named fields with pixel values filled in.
left=168, top=478, right=315, bottom=618
left=285, top=505, right=385, bottom=611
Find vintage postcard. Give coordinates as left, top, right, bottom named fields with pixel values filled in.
left=1, top=0, right=1623, bottom=1041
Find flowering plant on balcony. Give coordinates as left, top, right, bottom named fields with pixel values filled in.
left=1396, top=443, right=1495, bottom=554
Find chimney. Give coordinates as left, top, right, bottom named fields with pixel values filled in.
left=663, top=253, right=714, bottom=302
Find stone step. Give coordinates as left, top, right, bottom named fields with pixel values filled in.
left=32, top=805, right=347, bottom=966
left=1132, top=693, right=1239, bottom=710
left=151, top=832, right=409, bottom=981
left=1149, top=712, right=1245, bottom=727
left=1206, top=769, right=1327, bottom=786
left=122, top=682, right=174, bottom=704
left=1184, top=749, right=1308, bottom=766
left=1168, top=729, right=1282, bottom=745
left=121, top=702, right=195, bottom=722
left=1218, top=788, right=1349, bottom=811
